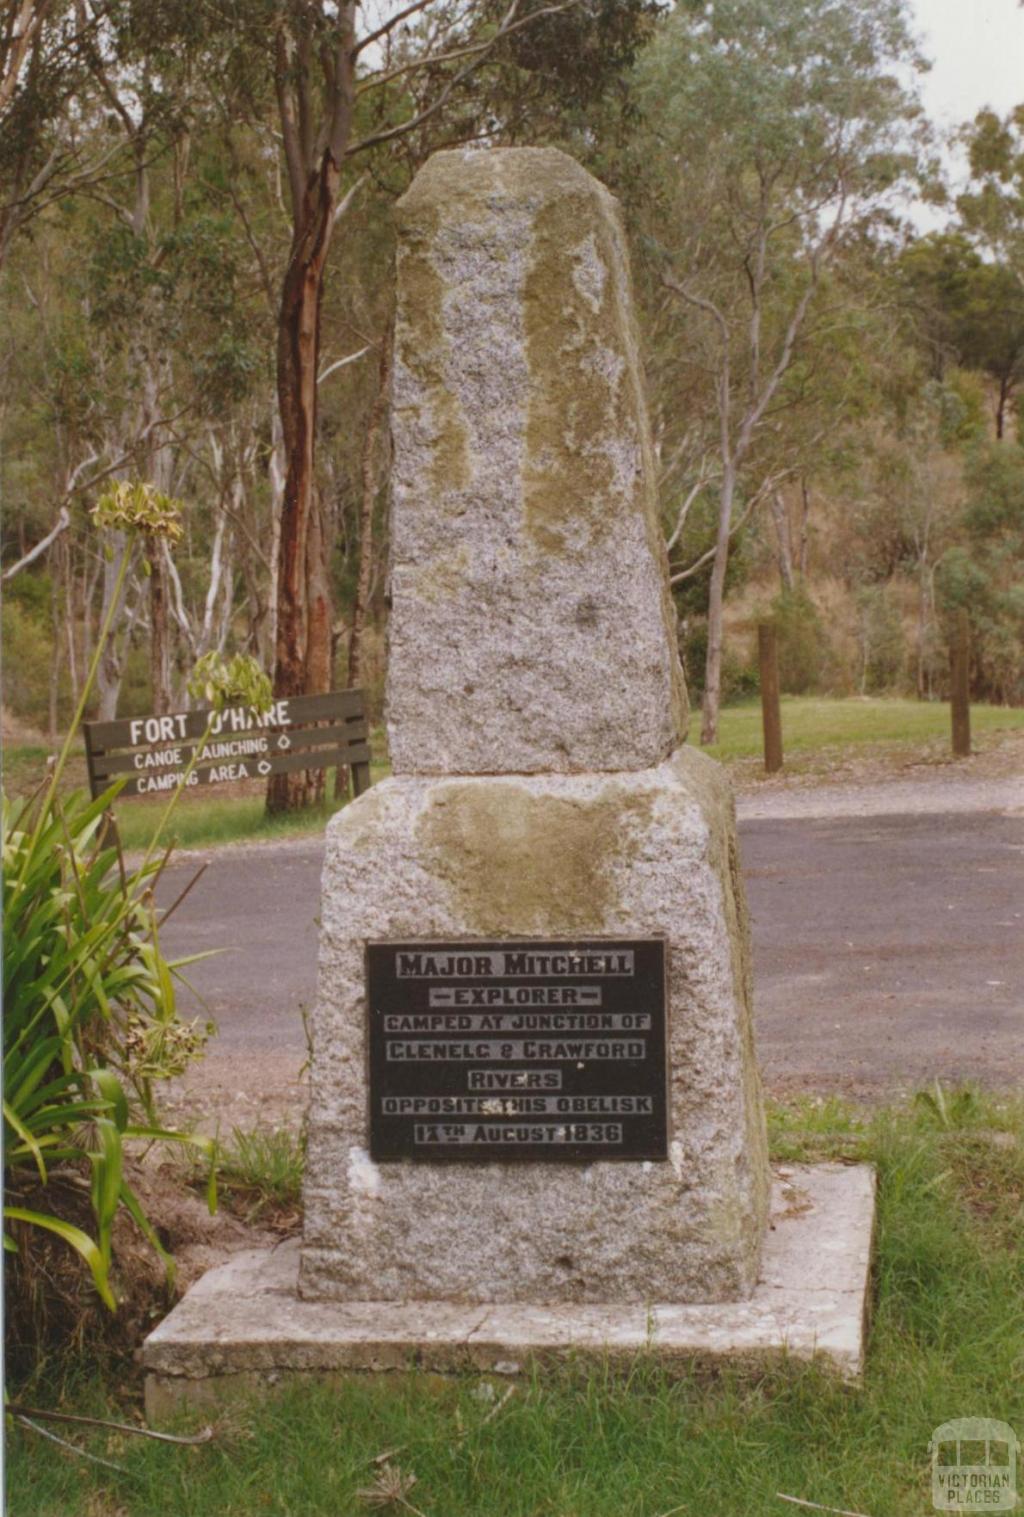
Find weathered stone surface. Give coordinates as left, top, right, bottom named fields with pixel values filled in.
left=300, top=744, right=768, bottom=1305
left=386, top=146, right=687, bottom=775
left=142, top=1165, right=875, bottom=1421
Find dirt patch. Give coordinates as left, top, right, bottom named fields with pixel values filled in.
left=2, top=706, right=48, bottom=746
left=732, top=730, right=1023, bottom=821
left=159, top=1056, right=309, bottom=1136
left=729, top=727, right=1024, bottom=797
left=5, top=1156, right=278, bottom=1382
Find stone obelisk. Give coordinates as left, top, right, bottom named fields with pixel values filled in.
left=301, top=147, right=769, bottom=1306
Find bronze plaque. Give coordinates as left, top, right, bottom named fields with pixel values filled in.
left=366, top=939, right=668, bottom=1162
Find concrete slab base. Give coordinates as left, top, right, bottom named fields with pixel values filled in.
left=142, top=1164, right=874, bottom=1420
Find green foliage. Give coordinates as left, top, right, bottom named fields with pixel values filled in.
left=914, top=1081, right=983, bottom=1132
left=9, top=1093, right=1024, bottom=1517
left=958, top=105, right=1024, bottom=269
left=484, top=0, right=665, bottom=121
left=195, top=1125, right=304, bottom=1222
left=3, top=782, right=216, bottom=1309
left=2, top=505, right=228, bottom=1317
left=0, top=599, right=59, bottom=730
left=669, top=494, right=755, bottom=619
left=767, top=586, right=832, bottom=695
left=186, top=651, right=273, bottom=714
left=855, top=584, right=906, bottom=693
left=637, top=0, right=925, bottom=246
left=936, top=441, right=1024, bottom=704
left=899, top=234, right=1024, bottom=431
left=4, top=570, right=52, bottom=617
left=680, top=620, right=758, bottom=704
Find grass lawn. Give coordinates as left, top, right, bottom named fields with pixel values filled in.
left=4, top=697, right=1022, bottom=852
left=8, top=1091, right=1023, bottom=1517
left=701, top=695, right=1024, bottom=762
left=1, top=748, right=389, bottom=852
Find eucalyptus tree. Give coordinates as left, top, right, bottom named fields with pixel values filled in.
left=900, top=234, right=1024, bottom=439
left=210, top=0, right=663, bottom=810
left=0, top=0, right=129, bottom=270
left=958, top=106, right=1024, bottom=281
left=633, top=0, right=928, bottom=742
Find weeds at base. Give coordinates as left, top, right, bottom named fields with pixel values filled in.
left=7, top=1089, right=1024, bottom=1517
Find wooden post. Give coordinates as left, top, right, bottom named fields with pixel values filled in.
left=951, top=608, right=971, bottom=759
left=758, top=622, right=783, bottom=774
left=83, top=727, right=120, bottom=849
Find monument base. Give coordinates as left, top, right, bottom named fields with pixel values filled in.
left=141, top=1164, right=875, bottom=1420
left=306, top=745, right=769, bottom=1306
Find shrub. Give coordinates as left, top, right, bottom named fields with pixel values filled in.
left=855, top=585, right=906, bottom=693
left=1, top=599, right=59, bottom=730
left=1, top=483, right=259, bottom=1320
left=768, top=586, right=832, bottom=695
left=679, top=618, right=759, bottom=704
left=3, top=782, right=215, bottom=1309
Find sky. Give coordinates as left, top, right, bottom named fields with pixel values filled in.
left=910, top=0, right=1024, bottom=129
left=905, top=0, right=1024, bottom=226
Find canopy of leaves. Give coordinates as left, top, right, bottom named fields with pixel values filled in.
left=637, top=0, right=927, bottom=231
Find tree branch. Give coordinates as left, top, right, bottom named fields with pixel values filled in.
left=332, top=171, right=365, bottom=225
left=0, top=0, right=49, bottom=116
left=2, top=505, right=70, bottom=580
left=1, top=409, right=189, bottom=582
left=274, top=25, right=306, bottom=219
left=317, top=344, right=372, bottom=384
left=669, top=470, right=793, bottom=584
left=665, top=462, right=720, bottom=552
left=347, top=0, right=583, bottom=158
left=352, top=0, right=436, bottom=61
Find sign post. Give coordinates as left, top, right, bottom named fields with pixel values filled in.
left=758, top=622, right=784, bottom=774
left=951, top=609, right=971, bottom=759
left=84, top=690, right=371, bottom=801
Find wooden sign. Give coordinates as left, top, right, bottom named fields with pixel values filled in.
left=366, top=938, right=668, bottom=1162
left=83, top=690, right=371, bottom=801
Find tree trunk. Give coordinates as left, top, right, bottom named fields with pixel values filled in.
left=996, top=373, right=1011, bottom=440
left=66, top=547, right=81, bottom=706
left=915, top=552, right=928, bottom=700
left=95, top=534, right=131, bottom=721
left=302, top=488, right=333, bottom=805
left=267, top=400, right=285, bottom=667
left=798, top=477, right=810, bottom=577
left=48, top=542, right=61, bottom=746
left=348, top=325, right=392, bottom=691
left=700, top=465, right=736, bottom=746
left=266, top=161, right=338, bottom=815
left=333, top=324, right=392, bottom=801
left=768, top=489, right=794, bottom=591
left=145, top=536, right=171, bottom=714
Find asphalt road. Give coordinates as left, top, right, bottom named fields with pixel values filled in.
left=160, top=808, right=1024, bottom=1100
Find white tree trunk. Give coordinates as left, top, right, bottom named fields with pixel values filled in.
left=94, top=533, right=133, bottom=721
left=700, top=464, right=737, bottom=746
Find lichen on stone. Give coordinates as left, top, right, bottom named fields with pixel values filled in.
left=416, top=779, right=654, bottom=935
left=394, top=225, right=470, bottom=498
left=523, top=193, right=635, bottom=552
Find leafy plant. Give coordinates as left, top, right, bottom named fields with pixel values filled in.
left=768, top=585, right=833, bottom=696
left=3, top=482, right=271, bottom=1314
left=3, top=785, right=215, bottom=1306
left=194, top=1126, right=304, bottom=1224
left=914, top=1081, right=983, bottom=1132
